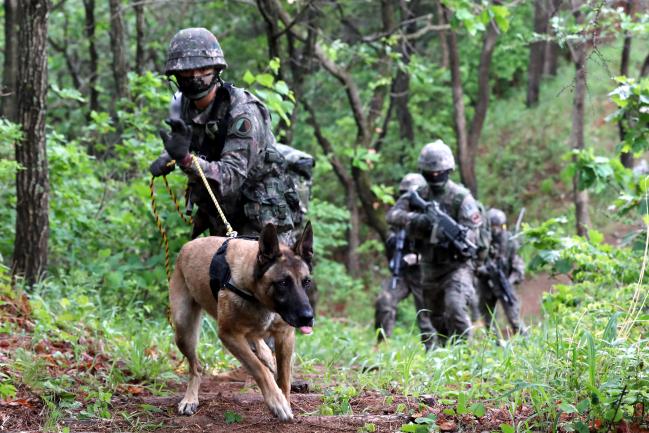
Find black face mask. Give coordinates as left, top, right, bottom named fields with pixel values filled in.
left=422, top=170, right=450, bottom=190
left=175, top=73, right=218, bottom=100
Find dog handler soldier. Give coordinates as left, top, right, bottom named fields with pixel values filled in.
left=149, top=28, right=299, bottom=245
left=475, top=208, right=527, bottom=336
left=375, top=173, right=436, bottom=350
left=387, top=140, right=482, bottom=346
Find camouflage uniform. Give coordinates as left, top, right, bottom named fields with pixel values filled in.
left=476, top=209, right=526, bottom=334
left=169, top=86, right=298, bottom=244
left=375, top=174, right=435, bottom=349
left=150, top=28, right=299, bottom=245
left=387, top=142, right=482, bottom=345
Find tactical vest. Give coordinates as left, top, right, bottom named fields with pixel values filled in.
left=172, top=84, right=299, bottom=234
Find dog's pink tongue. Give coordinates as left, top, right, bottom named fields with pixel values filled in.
left=299, top=326, right=313, bottom=335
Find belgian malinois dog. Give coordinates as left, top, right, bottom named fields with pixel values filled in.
left=169, top=222, right=315, bottom=421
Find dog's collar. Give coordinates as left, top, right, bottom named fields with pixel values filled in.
left=224, top=279, right=257, bottom=304
left=210, top=238, right=259, bottom=305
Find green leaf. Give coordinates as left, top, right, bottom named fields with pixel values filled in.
left=470, top=403, right=486, bottom=417
left=269, top=57, right=281, bottom=74
left=500, top=423, right=515, bottom=433
left=456, top=392, right=468, bottom=414
left=274, top=80, right=290, bottom=96
left=242, top=70, right=255, bottom=85
left=256, top=73, right=275, bottom=88
left=224, top=410, right=242, bottom=424
left=559, top=402, right=578, bottom=414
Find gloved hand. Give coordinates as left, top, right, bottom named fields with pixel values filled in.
left=409, top=212, right=434, bottom=232
left=149, top=154, right=175, bottom=177
left=159, top=118, right=192, bottom=161
left=477, top=265, right=489, bottom=277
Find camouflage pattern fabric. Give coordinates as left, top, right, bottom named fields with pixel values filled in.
left=165, top=85, right=299, bottom=242
left=374, top=263, right=436, bottom=349
left=476, top=230, right=526, bottom=334
left=386, top=180, right=482, bottom=343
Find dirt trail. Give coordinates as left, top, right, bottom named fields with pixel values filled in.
left=0, top=274, right=564, bottom=433
left=519, top=272, right=570, bottom=320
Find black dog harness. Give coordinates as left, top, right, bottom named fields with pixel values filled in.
left=209, top=238, right=258, bottom=304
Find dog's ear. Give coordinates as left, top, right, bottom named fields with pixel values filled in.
left=293, top=221, right=313, bottom=269
left=256, top=223, right=280, bottom=279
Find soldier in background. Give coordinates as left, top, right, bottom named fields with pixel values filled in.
left=387, top=141, right=482, bottom=345
left=375, top=173, right=436, bottom=350
left=475, top=208, right=527, bottom=336
left=148, top=27, right=300, bottom=245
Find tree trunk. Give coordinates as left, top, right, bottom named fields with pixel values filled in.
left=12, top=0, right=50, bottom=286
left=526, top=0, right=547, bottom=107
left=435, top=0, right=449, bottom=68
left=1, top=0, right=19, bottom=121
left=543, top=0, right=562, bottom=76
left=466, top=21, right=499, bottom=198
left=442, top=8, right=470, bottom=194
left=346, top=187, right=361, bottom=277
left=619, top=0, right=634, bottom=169
left=393, top=0, right=417, bottom=143
left=569, top=1, right=590, bottom=237
left=83, top=0, right=99, bottom=115
left=134, top=0, right=145, bottom=75
left=108, top=0, right=128, bottom=102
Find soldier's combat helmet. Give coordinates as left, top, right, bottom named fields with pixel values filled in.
left=399, top=173, right=427, bottom=194
left=488, top=208, right=507, bottom=226
left=418, top=140, right=455, bottom=172
left=418, top=140, right=455, bottom=189
left=164, top=28, right=227, bottom=75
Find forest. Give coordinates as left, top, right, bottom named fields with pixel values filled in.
left=0, top=0, right=648, bottom=432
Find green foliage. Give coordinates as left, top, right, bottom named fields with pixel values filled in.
left=224, top=410, right=243, bottom=424
left=608, top=76, right=649, bottom=156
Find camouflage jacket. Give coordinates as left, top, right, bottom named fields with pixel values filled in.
left=386, top=180, right=482, bottom=266
left=166, top=84, right=299, bottom=235
left=488, top=231, right=525, bottom=285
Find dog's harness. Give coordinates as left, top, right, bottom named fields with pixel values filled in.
left=209, top=238, right=258, bottom=303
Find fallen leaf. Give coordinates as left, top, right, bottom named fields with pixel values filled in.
left=438, top=420, right=456, bottom=431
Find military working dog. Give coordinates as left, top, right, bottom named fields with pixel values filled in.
left=169, top=222, right=315, bottom=421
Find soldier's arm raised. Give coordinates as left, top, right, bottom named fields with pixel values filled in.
left=179, top=102, right=266, bottom=201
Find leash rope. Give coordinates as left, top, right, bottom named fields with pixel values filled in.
left=149, top=176, right=173, bottom=281
left=149, top=154, right=238, bottom=279
left=190, top=154, right=237, bottom=238
left=162, top=175, right=193, bottom=225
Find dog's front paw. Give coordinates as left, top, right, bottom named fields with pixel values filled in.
left=267, top=392, right=293, bottom=421
left=177, top=398, right=199, bottom=415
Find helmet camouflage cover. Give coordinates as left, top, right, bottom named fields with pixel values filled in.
left=164, top=28, right=227, bottom=75
left=399, top=173, right=427, bottom=193
left=418, top=140, right=455, bottom=172
left=488, top=208, right=507, bottom=226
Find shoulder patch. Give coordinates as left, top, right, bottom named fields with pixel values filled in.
left=229, top=115, right=253, bottom=138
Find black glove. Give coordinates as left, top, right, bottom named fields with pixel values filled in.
left=149, top=155, right=175, bottom=177
left=409, top=212, right=434, bottom=232
left=159, top=118, right=192, bottom=161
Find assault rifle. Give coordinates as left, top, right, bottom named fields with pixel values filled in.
left=484, top=259, right=515, bottom=306
left=408, top=190, right=477, bottom=259
left=388, top=229, right=407, bottom=290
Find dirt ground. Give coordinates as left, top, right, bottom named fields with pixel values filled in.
left=1, top=273, right=558, bottom=433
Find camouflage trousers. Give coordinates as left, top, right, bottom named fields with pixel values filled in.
left=374, top=266, right=436, bottom=349
left=476, top=278, right=525, bottom=335
left=420, top=263, right=476, bottom=344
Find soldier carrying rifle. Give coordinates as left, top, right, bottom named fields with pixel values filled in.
left=375, top=173, right=436, bottom=350
left=475, top=208, right=528, bottom=336
left=386, top=141, right=483, bottom=346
